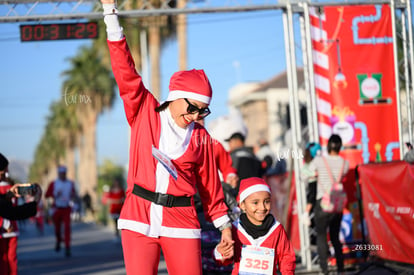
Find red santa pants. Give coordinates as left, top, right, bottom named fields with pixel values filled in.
left=121, top=229, right=202, bottom=275
left=0, top=236, right=18, bottom=275
left=52, top=207, right=71, bottom=248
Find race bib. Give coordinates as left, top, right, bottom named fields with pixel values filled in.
left=152, top=146, right=178, bottom=180
left=239, top=245, right=274, bottom=275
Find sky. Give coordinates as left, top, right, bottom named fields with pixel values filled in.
left=0, top=6, right=290, bottom=168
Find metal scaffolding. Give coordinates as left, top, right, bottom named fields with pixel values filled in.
left=0, top=0, right=287, bottom=22
left=1, top=0, right=413, bottom=272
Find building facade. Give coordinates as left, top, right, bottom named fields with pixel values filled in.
left=228, top=68, right=307, bottom=156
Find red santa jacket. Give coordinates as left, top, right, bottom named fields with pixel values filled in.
left=102, top=188, right=125, bottom=215
left=108, top=38, right=230, bottom=239
left=213, top=139, right=237, bottom=182
left=219, top=218, right=296, bottom=275
left=0, top=181, right=19, bottom=238
left=45, top=179, right=76, bottom=208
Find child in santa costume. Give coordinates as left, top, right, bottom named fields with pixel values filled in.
left=100, top=1, right=233, bottom=274
left=215, top=177, right=296, bottom=275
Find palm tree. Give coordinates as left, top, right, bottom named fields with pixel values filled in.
left=29, top=100, right=80, bottom=187
left=147, top=0, right=178, bottom=99
left=29, top=130, right=60, bottom=186
left=50, top=100, right=80, bottom=180
left=61, top=45, right=117, bottom=206
left=177, top=0, right=187, bottom=70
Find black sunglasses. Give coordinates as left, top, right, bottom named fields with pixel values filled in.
left=184, top=98, right=211, bottom=118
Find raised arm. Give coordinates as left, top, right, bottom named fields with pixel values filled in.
left=101, top=0, right=156, bottom=125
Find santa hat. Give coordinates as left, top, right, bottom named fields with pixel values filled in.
left=0, top=153, right=9, bottom=171
left=237, top=177, right=271, bottom=203
left=166, top=69, right=212, bottom=104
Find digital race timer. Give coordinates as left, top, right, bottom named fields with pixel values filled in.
left=20, top=22, right=98, bottom=42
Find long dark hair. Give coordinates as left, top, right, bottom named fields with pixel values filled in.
left=155, top=101, right=170, bottom=112
left=327, top=134, right=342, bottom=153
left=303, top=148, right=313, bottom=163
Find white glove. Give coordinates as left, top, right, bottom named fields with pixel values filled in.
left=2, top=219, right=11, bottom=230
left=302, top=212, right=311, bottom=227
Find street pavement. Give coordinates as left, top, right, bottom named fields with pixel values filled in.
left=17, top=219, right=413, bottom=275
left=17, top=220, right=167, bottom=275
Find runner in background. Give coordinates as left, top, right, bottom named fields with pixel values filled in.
left=102, top=180, right=125, bottom=241
left=45, top=165, right=78, bottom=257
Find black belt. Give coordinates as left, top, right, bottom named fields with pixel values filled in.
left=132, top=184, right=192, bottom=208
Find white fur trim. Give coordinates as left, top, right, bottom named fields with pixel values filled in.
left=117, top=218, right=201, bottom=239
left=237, top=218, right=280, bottom=246
left=2, top=232, right=19, bottom=238
left=2, top=219, right=10, bottom=229
left=214, top=246, right=224, bottom=260
left=239, top=184, right=271, bottom=203
left=213, top=214, right=231, bottom=229
left=166, top=90, right=211, bottom=104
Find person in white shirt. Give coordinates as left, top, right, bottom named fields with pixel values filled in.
left=45, top=166, right=78, bottom=257
left=308, top=134, right=349, bottom=275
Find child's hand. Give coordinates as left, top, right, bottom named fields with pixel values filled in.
left=216, top=238, right=234, bottom=260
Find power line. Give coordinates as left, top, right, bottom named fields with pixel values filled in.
left=0, top=36, right=20, bottom=41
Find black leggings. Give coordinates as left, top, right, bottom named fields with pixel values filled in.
left=314, top=200, right=344, bottom=274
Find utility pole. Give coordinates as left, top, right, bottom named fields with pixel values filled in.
left=177, top=0, right=187, bottom=70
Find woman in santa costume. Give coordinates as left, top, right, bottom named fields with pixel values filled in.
left=215, top=177, right=296, bottom=275
left=100, top=1, right=233, bottom=274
